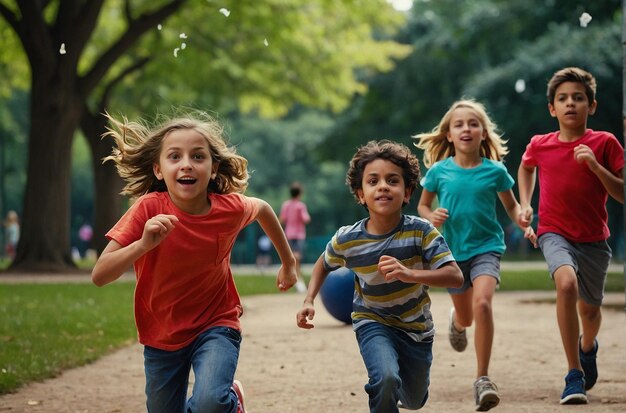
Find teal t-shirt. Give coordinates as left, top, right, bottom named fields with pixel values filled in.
left=420, top=157, right=514, bottom=261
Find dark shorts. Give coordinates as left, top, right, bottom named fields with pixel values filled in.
left=448, top=252, right=501, bottom=294
left=288, top=239, right=305, bottom=255
left=538, top=233, right=611, bottom=306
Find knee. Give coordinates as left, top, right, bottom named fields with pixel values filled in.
left=556, top=277, right=578, bottom=300
left=579, top=304, right=601, bottom=323
left=188, top=389, right=230, bottom=413
left=370, top=368, right=401, bottom=396
left=472, top=297, right=492, bottom=318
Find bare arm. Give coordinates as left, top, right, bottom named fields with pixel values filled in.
left=91, top=214, right=179, bottom=286
left=517, top=163, right=536, bottom=223
left=574, top=144, right=624, bottom=203
left=417, top=189, right=448, bottom=227
left=254, top=199, right=298, bottom=291
left=378, top=255, right=463, bottom=288
left=498, top=189, right=537, bottom=247
left=296, top=255, right=331, bottom=329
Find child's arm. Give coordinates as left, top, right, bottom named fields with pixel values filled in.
left=254, top=199, right=298, bottom=291
left=517, top=163, right=536, bottom=223
left=574, top=144, right=624, bottom=203
left=498, top=189, right=537, bottom=247
left=378, top=255, right=463, bottom=288
left=91, top=214, right=179, bottom=286
left=417, top=189, right=448, bottom=227
left=296, top=255, right=330, bottom=329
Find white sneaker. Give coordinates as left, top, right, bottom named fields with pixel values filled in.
left=295, top=279, right=307, bottom=293
left=448, top=308, right=467, bottom=352
left=233, top=380, right=247, bottom=413
left=474, top=376, right=500, bottom=411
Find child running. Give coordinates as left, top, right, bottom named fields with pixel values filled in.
left=518, top=67, right=624, bottom=404
left=91, top=112, right=298, bottom=413
left=296, top=140, right=463, bottom=413
left=414, top=99, right=536, bottom=411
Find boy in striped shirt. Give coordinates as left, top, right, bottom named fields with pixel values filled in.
left=297, top=140, right=462, bottom=412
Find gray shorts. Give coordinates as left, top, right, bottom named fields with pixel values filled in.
left=448, top=252, right=501, bottom=295
left=538, top=232, right=612, bottom=306
left=288, top=239, right=305, bottom=255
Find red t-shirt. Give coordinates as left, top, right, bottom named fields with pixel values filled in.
left=521, top=129, right=624, bottom=242
left=107, top=192, right=259, bottom=350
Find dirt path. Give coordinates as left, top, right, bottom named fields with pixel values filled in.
left=1, top=291, right=625, bottom=412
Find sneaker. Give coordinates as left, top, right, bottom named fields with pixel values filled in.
left=295, top=278, right=307, bottom=293
left=448, top=307, right=467, bottom=352
left=560, top=369, right=587, bottom=405
left=579, top=336, right=598, bottom=390
left=473, top=376, right=500, bottom=411
left=233, top=379, right=248, bottom=413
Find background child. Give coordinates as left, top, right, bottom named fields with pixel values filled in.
left=3, top=210, right=20, bottom=260
left=280, top=181, right=311, bottom=292
left=518, top=67, right=624, bottom=405
left=414, top=99, right=535, bottom=411
left=91, top=112, right=298, bottom=413
left=296, top=140, right=463, bottom=413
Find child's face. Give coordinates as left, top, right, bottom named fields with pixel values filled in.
left=549, top=81, right=596, bottom=129
left=153, top=128, right=218, bottom=214
left=446, top=107, right=486, bottom=157
left=357, top=159, right=411, bottom=217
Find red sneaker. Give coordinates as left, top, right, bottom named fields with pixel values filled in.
left=233, top=379, right=247, bottom=413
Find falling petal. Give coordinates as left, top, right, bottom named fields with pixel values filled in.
left=157, top=24, right=162, bottom=30
left=173, top=47, right=180, bottom=58
left=579, top=12, right=592, bottom=28
left=181, top=43, right=187, bottom=50
left=59, top=43, right=66, bottom=55
left=263, top=38, right=269, bottom=47
left=219, top=8, right=231, bottom=17
left=515, top=79, right=526, bottom=94
left=179, top=33, right=187, bottom=39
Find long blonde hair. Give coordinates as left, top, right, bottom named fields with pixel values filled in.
left=103, top=112, right=249, bottom=199
left=413, top=99, right=509, bottom=168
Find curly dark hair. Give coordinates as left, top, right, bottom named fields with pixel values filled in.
left=346, top=140, right=421, bottom=206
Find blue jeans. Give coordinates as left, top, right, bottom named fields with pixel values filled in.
left=356, top=322, right=432, bottom=412
left=143, top=326, right=242, bottom=413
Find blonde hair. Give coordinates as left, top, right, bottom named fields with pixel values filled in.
left=413, top=99, right=509, bottom=168
left=103, top=112, right=249, bottom=199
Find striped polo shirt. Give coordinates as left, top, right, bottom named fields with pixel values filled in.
left=323, top=214, right=455, bottom=342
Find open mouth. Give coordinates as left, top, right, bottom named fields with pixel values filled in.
left=177, top=177, right=197, bottom=185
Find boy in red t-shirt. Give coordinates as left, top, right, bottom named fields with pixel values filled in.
left=518, top=67, right=624, bottom=405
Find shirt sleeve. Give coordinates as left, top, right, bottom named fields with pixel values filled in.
left=421, top=223, right=455, bottom=269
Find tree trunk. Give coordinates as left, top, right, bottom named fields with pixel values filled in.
left=10, top=75, right=82, bottom=272
left=82, top=111, right=125, bottom=256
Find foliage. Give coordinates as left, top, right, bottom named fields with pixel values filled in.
left=0, top=0, right=413, bottom=271
left=319, top=0, right=623, bottom=249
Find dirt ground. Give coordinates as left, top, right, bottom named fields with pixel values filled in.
left=1, top=289, right=625, bottom=413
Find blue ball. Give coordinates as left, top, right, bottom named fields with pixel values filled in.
left=320, top=267, right=356, bottom=324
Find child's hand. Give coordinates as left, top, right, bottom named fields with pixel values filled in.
left=524, top=226, right=538, bottom=248
left=378, top=255, right=411, bottom=283
left=277, top=266, right=298, bottom=292
left=140, top=214, right=179, bottom=251
left=429, top=208, right=449, bottom=227
left=518, top=206, right=533, bottom=228
left=296, top=304, right=315, bottom=329
left=574, top=144, right=599, bottom=171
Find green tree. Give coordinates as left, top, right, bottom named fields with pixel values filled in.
left=0, top=0, right=411, bottom=271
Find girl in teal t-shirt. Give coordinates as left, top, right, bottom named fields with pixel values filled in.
left=414, top=99, right=536, bottom=412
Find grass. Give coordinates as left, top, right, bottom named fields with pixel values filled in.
left=0, top=270, right=623, bottom=395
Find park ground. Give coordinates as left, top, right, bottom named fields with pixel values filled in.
left=0, top=264, right=624, bottom=412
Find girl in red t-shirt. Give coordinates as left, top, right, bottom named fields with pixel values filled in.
left=92, top=112, right=297, bottom=413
